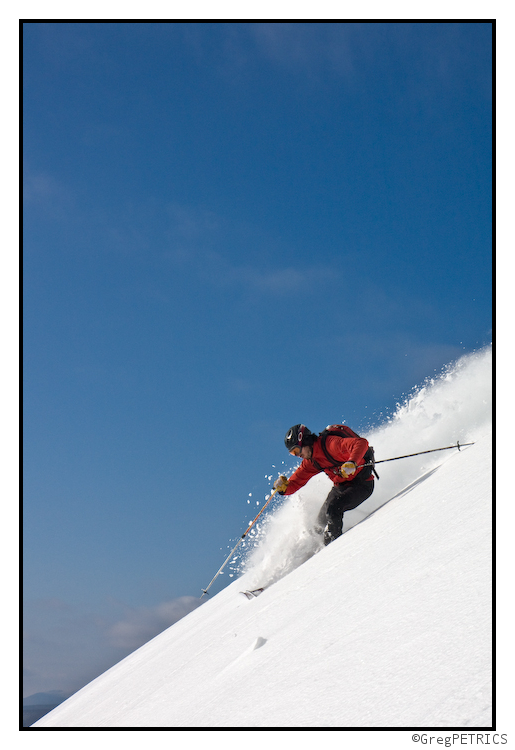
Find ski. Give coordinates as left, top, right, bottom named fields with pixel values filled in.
left=240, top=588, right=265, bottom=599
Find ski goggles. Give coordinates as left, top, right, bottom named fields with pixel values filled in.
left=289, top=446, right=301, bottom=457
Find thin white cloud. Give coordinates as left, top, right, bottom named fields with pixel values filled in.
left=23, top=596, right=203, bottom=696
left=250, top=22, right=358, bottom=80
left=108, top=596, right=202, bottom=651
left=163, top=201, right=337, bottom=295
left=230, top=266, right=334, bottom=294
left=23, top=169, right=73, bottom=213
left=166, top=202, right=221, bottom=242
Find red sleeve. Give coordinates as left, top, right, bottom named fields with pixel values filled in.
left=283, top=459, right=320, bottom=495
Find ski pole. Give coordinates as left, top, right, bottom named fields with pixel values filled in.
left=358, top=441, right=474, bottom=469
left=200, top=488, right=280, bottom=598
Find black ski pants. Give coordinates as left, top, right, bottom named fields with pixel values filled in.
left=317, top=476, right=374, bottom=545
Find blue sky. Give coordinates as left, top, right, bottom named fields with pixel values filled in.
left=23, top=22, right=492, bottom=698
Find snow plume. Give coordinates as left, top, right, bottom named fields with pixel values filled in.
left=239, top=345, right=492, bottom=590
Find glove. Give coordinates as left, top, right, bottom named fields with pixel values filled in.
left=340, top=462, right=357, bottom=479
left=273, top=475, right=289, bottom=494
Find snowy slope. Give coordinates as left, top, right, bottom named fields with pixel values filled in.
left=34, top=348, right=492, bottom=729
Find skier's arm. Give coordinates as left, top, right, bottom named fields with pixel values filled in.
left=282, top=460, right=320, bottom=495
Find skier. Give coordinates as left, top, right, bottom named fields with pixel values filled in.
left=274, top=424, right=375, bottom=545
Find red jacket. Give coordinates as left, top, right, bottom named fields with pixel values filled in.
left=284, top=434, right=371, bottom=496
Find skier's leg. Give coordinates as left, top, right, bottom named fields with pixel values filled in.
left=316, top=486, right=345, bottom=545
left=317, top=480, right=374, bottom=545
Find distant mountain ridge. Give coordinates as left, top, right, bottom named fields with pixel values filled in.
left=23, top=692, right=67, bottom=728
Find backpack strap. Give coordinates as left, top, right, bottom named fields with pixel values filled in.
left=319, top=425, right=379, bottom=481
left=319, top=425, right=360, bottom=466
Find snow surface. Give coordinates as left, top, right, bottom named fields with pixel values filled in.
left=34, top=347, right=492, bottom=729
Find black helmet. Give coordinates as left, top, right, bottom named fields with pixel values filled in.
left=284, top=424, right=313, bottom=452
